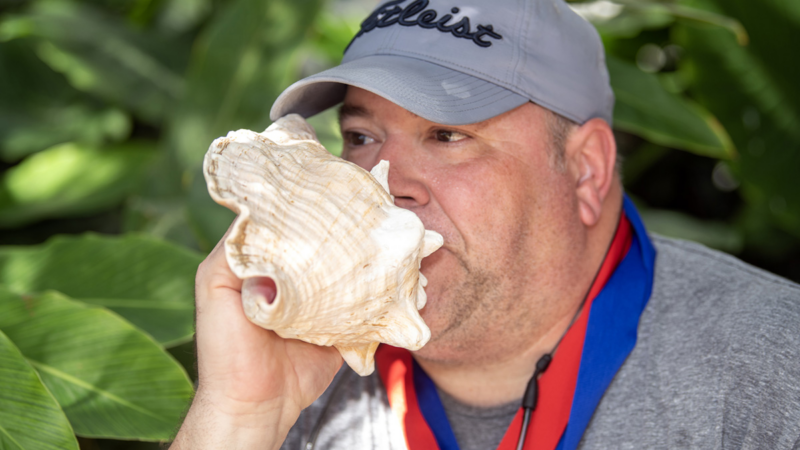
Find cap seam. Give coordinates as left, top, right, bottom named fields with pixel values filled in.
left=508, top=0, right=529, bottom=88
left=387, top=21, right=401, bottom=52
left=406, top=84, right=497, bottom=97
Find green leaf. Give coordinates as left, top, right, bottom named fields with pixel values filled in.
left=0, top=104, right=131, bottom=162
left=0, top=38, right=133, bottom=162
left=305, top=8, right=362, bottom=64
left=0, top=1, right=188, bottom=124
left=156, top=0, right=213, bottom=34
left=0, top=329, right=79, bottom=450
left=571, top=0, right=674, bottom=38
left=0, top=288, right=194, bottom=440
left=166, top=0, right=322, bottom=169
left=0, top=233, right=203, bottom=346
left=618, top=0, right=747, bottom=43
left=673, top=0, right=800, bottom=237
left=608, top=55, right=736, bottom=159
left=185, top=166, right=236, bottom=251
left=682, top=0, right=800, bottom=108
left=0, top=141, right=156, bottom=229
left=123, top=195, right=201, bottom=249
left=121, top=151, right=204, bottom=249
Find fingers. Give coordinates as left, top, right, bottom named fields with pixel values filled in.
left=196, top=232, right=242, bottom=304
left=194, top=246, right=254, bottom=338
left=287, top=342, right=343, bottom=409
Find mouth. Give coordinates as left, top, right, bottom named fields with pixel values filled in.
left=420, top=245, right=448, bottom=269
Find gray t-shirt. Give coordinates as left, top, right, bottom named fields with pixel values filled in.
left=438, top=388, right=518, bottom=450
left=283, top=236, right=800, bottom=449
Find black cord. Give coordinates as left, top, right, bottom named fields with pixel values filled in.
left=514, top=212, right=624, bottom=450
left=515, top=354, right=552, bottom=450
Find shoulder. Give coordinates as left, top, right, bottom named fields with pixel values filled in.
left=648, top=234, right=800, bottom=348
left=582, top=235, right=800, bottom=449
left=651, top=234, right=800, bottom=302
left=646, top=234, right=800, bottom=391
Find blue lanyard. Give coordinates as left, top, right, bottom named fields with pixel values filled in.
left=559, top=195, right=655, bottom=450
left=413, top=195, right=656, bottom=450
left=415, top=357, right=461, bottom=450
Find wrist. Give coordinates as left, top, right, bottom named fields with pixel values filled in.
left=171, top=390, right=301, bottom=450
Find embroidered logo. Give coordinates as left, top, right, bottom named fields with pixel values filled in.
left=345, top=0, right=503, bottom=52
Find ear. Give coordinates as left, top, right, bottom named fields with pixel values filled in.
left=565, top=118, right=617, bottom=227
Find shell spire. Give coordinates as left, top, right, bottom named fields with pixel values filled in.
left=203, top=114, right=443, bottom=376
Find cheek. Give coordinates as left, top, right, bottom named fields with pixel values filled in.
left=432, top=158, right=533, bottom=235
left=431, top=154, right=578, bottom=275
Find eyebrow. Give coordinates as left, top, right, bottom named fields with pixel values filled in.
left=338, top=104, right=371, bottom=125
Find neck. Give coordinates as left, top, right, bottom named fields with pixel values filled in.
left=414, top=310, right=579, bottom=407
left=415, top=186, right=624, bottom=408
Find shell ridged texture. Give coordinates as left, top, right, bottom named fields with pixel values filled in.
left=203, top=114, right=443, bottom=376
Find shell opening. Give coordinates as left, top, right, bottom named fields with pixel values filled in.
left=242, top=273, right=297, bottom=327
left=246, top=277, right=277, bottom=304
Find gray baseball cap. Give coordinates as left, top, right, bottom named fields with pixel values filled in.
left=270, top=0, right=614, bottom=126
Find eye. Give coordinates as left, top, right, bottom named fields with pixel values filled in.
left=343, top=131, right=375, bottom=146
left=435, top=129, right=469, bottom=143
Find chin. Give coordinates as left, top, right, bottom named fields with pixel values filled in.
left=414, top=248, right=473, bottom=357
left=413, top=299, right=467, bottom=363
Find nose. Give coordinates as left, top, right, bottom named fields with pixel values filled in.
left=374, top=134, right=431, bottom=210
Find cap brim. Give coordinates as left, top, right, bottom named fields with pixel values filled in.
left=270, top=55, right=529, bottom=126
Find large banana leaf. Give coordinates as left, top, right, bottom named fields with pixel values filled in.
left=0, top=233, right=202, bottom=347
left=0, top=141, right=156, bottom=229
left=0, top=1, right=187, bottom=124
left=0, top=329, right=79, bottom=450
left=608, top=55, right=736, bottom=159
left=0, top=288, right=194, bottom=440
left=674, top=0, right=800, bottom=235
left=0, top=103, right=130, bottom=163
left=0, top=39, right=131, bottom=162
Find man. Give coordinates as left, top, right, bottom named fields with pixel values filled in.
left=172, top=0, right=800, bottom=449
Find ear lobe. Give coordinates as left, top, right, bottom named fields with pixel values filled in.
left=567, top=118, right=617, bottom=228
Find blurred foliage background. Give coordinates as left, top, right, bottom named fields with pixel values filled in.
left=0, top=0, right=798, bottom=447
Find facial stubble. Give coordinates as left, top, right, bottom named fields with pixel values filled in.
left=416, top=233, right=542, bottom=366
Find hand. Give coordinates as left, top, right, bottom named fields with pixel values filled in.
left=171, top=230, right=343, bottom=450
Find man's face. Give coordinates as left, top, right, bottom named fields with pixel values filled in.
left=340, top=88, right=586, bottom=365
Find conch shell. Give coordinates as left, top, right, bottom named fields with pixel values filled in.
left=203, top=114, right=443, bottom=376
